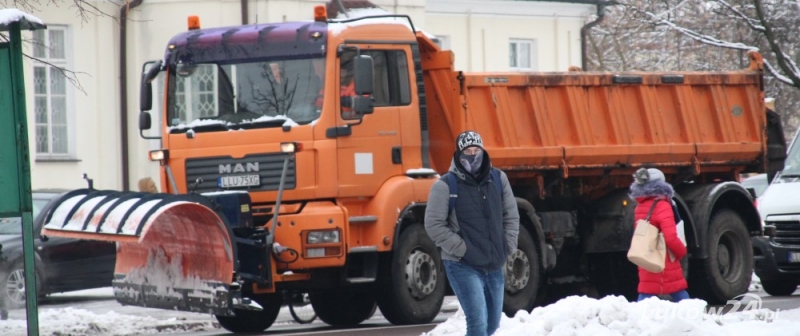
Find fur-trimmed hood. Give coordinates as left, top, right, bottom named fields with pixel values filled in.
left=629, top=180, right=674, bottom=200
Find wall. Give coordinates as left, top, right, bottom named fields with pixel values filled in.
left=20, top=0, right=591, bottom=191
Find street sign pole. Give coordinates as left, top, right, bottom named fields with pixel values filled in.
left=1, top=13, right=45, bottom=336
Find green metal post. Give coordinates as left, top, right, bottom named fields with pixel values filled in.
left=0, top=21, right=40, bottom=336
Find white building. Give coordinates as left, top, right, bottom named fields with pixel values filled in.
left=14, top=0, right=593, bottom=191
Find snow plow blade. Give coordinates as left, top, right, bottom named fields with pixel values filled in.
left=41, top=189, right=235, bottom=315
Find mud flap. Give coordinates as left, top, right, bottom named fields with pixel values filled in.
left=41, top=189, right=235, bottom=315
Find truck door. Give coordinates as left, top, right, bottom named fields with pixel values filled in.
left=336, top=46, right=414, bottom=197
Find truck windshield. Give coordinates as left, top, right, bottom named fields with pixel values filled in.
left=166, top=57, right=325, bottom=132
left=781, top=133, right=800, bottom=178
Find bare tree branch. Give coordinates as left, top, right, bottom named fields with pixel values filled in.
left=752, top=0, right=800, bottom=87
left=716, top=0, right=764, bottom=32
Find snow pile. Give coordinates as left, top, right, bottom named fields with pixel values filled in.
left=425, top=295, right=799, bottom=336
left=0, top=307, right=216, bottom=336
left=750, top=273, right=762, bottom=292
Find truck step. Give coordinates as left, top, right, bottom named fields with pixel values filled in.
left=346, top=277, right=376, bottom=284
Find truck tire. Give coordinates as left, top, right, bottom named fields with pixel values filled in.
left=761, top=279, right=799, bottom=296
left=310, top=290, right=376, bottom=326
left=689, top=210, right=753, bottom=304
left=215, top=293, right=282, bottom=333
left=376, top=224, right=445, bottom=325
left=503, top=225, right=544, bottom=316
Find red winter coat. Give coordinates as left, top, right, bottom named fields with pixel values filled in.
left=633, top=196, right=688, bottom=295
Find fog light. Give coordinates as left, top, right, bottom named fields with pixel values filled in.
left=307, top=248, right=325, bottom=258
left=307, top=230, right=340, bottom=244
left=764, top=225, right=777, bottom=237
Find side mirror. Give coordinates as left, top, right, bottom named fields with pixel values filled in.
left=353, top=55, right=373, bottom=95
left=352, top=96, right=374, bottom=115
left=140, top=60, right=163, bottom=112
left=140, top=82, right=153, bottom=111
left=139, top=111, right=152, bottom=131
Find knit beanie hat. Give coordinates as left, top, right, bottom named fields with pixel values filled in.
left=633, top=168, right=666, bottom=185
left=456, top=131, right=484, bottom=152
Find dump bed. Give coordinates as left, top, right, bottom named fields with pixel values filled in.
left=417, top=35, right=768, bottom=178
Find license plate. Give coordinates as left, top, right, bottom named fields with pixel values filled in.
left=789, top=252, right=800, bottom=263
left=218, top=175, right=260, bottom=188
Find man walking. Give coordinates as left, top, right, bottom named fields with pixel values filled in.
left=425, top=131, right=520, bottom=336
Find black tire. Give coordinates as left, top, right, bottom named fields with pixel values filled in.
left=0, top=260, right=42, bottom=309
left=289, top=293, right=317, bottom=324
left=310, top=290, right=376, bottom=326
left=588, top=252, right=639, bottom=302
left=214, top=293, right=282, bottom=333
left=688, top=210, right=753, bottom=304
left=503, top=225, right=545, bottom=316
left=376, top=224, right=445, bottom=325
left=762, top=279, right=799, bottom=296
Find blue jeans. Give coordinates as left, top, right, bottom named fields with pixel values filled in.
left=444, top=260, right=504, bottom=336
left=637, top=290, right=689, bottom=302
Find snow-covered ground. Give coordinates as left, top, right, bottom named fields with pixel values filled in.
left=425, top=295, right=800, bottom=336
left=0, top=274, right=781, bottom=335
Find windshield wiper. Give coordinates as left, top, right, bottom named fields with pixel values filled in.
left=779, top=174, right=800, bottom=178
left=236, top=118, right=287, bottom=130
left=169, top=122, right=229, bottom=134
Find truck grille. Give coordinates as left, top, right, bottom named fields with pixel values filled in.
left=767, top=220, right=800, bottom=246
left=185, top=153, right=296, bottom=193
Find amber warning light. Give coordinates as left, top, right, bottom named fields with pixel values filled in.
left=314, top=5, right=327, bottom=22
left=188, top=15, right=201, bottom=30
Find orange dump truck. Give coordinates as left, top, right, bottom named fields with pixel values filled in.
left=42, top=10, right=786, bottom=333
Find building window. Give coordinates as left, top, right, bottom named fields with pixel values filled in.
left=509, top=39, right=537, bottom=71
left=33, top=26, right=73, bottom=158
left=433, top=35, right=451, bottom=50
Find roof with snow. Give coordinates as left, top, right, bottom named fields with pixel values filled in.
left=0, top=9, right=46, bottom=31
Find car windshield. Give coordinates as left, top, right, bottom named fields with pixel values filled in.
left=780, top=133, right=800, bottom=178
left=167, top=57, right=325, bottom=132
left=0, top=197, right=51, bottom=235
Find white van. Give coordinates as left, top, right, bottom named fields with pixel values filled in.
left=753, top=131, right=800, bottom=296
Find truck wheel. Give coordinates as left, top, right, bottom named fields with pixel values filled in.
left=761, top=279, right=799, bottom=296
left=689, top=210, right=753, bottom=304
left=214, top=293, right=282, bottom=333
left=310, top=290, right=376, bottom=326
left=376, top=224, right=445, bottom=325
left=503, top=225, right=544, bottom=316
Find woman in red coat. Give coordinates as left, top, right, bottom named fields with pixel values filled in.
left=630, top=168, right=689, bottom=302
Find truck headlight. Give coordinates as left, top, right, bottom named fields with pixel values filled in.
left=149, top=149, right=169, bottom=161
left=280, top=142, right=302, bottom=153
left=307, top=230, right=340, bottom=244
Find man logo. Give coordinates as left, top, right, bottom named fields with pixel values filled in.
left=219, top=162, right=260, bottom=174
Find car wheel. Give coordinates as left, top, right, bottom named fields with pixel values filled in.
left=0, top=260, right=42, bottom=309
left=761, top=279, right=799, bottom=296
